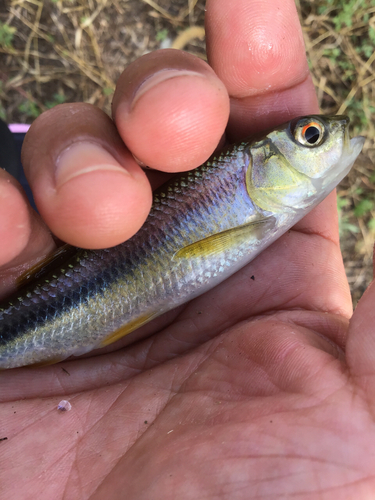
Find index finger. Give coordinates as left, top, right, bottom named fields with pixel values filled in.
left=206, top=0, right=319, bottom=140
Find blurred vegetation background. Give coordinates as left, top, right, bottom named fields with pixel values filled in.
left=0, top=0, right=374, bottom=305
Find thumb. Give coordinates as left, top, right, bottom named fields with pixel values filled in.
left=346, top=272, right=375, bottom=402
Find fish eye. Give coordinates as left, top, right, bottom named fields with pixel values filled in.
left=294, top=120, right=325, bottom=147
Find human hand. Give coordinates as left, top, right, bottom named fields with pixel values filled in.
left=1, top=0, right=375, bottom=498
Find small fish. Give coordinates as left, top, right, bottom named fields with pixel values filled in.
left=0, top=115, right=364, bottom=369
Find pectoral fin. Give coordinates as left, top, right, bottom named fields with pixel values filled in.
left=173, top=217, right=275, bottom=260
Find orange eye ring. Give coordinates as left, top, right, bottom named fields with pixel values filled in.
left=301, top=121, right=321, bottom=137
left=294, top=119, right=324, bottom=147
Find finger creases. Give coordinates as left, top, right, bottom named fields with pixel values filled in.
left=112, top=49, right=230, bottom=172
left=21, top=104, right=152, bottom=249
left=347, top=280, right=375, bottom=405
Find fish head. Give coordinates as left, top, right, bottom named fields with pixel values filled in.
left=247, top=114, right=365, bottom=213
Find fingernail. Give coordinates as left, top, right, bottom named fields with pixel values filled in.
left=55, top=142, right=129, bottom=188
left=131, top=69, right=205, bottom=110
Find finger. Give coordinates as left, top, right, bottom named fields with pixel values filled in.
left=21, top=104, right=152, bottom=249
left=346, top=279, right=375, bottom=404
left=0, top=169, right=56, bottom=297
left=112, top=49, right=230, bottom=172
left=206, top=0, right=317, bottom=140
left=0, top=168, right=32, bottom=267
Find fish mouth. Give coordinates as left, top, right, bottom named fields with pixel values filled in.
left=332, top=135, right=365, bottom=184
left=349, top=135, right=366, bottom=160
left=311, top=135, right=365, bottom=195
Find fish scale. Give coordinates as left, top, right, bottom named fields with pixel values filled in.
left=0, top=115, right=365, bottom=368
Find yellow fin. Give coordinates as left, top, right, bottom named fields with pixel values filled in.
left=100, top=312, right=157, bottom=347
left=173, top=218, right=275, bottom=260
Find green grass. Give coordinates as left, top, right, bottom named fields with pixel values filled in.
left=0, top=22, right=16, bottom=48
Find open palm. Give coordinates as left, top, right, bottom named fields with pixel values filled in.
left=1, top=1, right=375, bottom=498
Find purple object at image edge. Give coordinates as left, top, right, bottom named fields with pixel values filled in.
left=8, top=124, right=31, bottom=134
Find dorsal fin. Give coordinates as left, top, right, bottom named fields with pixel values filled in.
left=15, top=244, right=81, bottom=289
left=0, top=244, right=87, bottom=312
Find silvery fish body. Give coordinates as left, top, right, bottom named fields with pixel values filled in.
left=0, top=115, right=364, bottom=369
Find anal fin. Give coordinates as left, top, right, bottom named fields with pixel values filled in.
left=100, top=312, right=157, bottom=347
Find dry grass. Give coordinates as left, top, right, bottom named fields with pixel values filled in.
left=0, top=0, right=374, bottom=304
left=0, top=0, right=206, bottom=118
